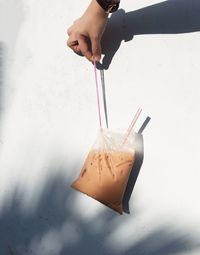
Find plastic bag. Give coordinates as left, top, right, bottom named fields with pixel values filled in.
left=71, top=62, right=143, bottom=214
left=71, top=128, right=136, bottom=214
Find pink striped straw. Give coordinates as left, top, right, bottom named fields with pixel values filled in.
left=93, top=60, right=102, bottom=128
left=122, top=107, right=142, bottom=145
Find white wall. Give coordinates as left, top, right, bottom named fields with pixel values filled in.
left=0, top=0, right=200, bottom=254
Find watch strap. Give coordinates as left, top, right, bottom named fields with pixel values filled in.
left=96, top=0, right=120, bottom=13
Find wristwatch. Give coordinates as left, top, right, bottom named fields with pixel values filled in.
left=96, top=0, right=120, bottom=13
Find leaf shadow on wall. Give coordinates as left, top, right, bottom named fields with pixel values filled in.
left=98, top=0, right=200, bottom=70
left=0, top=171, right=200, bottom=255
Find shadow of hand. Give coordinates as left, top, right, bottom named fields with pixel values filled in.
left=98, top=0, right=200, bottom=70
left=98, top=9, right=133, bottom=70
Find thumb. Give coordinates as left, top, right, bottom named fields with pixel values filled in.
left=91, top=36, right=101, bottom=62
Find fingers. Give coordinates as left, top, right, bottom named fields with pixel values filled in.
left=67, top=37, right=78, bottom=48
left=67, top=36, right=81, bottom=55
left=67, top=35, right=101, bottom=62
left=67, top=31, right=100, bottom=62
left=75, top=34, right=93, bottom=61
left=91, top=36, right=101, bottom=62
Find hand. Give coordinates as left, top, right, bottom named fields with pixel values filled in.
left=67, top=0, right=108, bottom=62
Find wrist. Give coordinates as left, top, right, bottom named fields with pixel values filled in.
left=87, top=0, right=109, bottom=18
